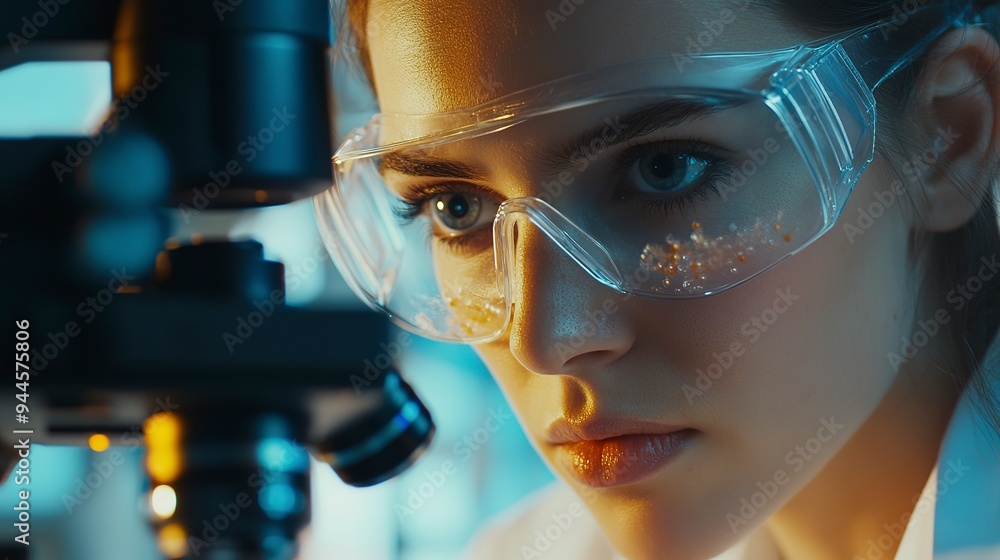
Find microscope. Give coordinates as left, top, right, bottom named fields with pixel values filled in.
left=0, top=1, right=434, bottom=558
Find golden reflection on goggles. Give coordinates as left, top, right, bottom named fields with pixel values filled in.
left=638, top=213, right=792, bottom=294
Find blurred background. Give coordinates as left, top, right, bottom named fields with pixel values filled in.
left=0, top=6, right=553, bottom=559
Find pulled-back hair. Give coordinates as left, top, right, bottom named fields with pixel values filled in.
left=334, top=0, right=1000, bottom=432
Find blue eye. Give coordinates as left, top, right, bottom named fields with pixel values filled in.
left=429, top=191, right=496, bottom=235
left=609, top=140, right=734, bottom=219
left=629, top=152, right=711, bottom=194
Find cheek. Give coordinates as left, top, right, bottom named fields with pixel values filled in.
left=672, top=161, right=916, bottom=450
left=468, top=344, right=562, bottom=458
left=471, top=344, right=535, bottom=403
left=468, top=162, right=920, bottom=538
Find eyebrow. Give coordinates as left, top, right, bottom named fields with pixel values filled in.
left=380, top=151, right=488, bottom=181
left=540, top=97, right=746, bottom=173
left=377, top=97, right=745, bottom=180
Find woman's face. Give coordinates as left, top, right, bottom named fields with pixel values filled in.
left=367, top=1, right=928, bottom=558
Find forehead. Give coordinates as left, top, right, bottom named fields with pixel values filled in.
left=366, top=0, right=816, bottom=115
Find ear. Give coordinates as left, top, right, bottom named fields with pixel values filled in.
left=909, top=26, right=1000, bottom=233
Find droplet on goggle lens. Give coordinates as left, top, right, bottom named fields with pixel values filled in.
left=637, top=217, right=794, bottom=295
left=414, top=281, right=507, bottom=339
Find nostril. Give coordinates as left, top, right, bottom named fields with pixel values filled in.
left=563, top=349, right=619, bottom=372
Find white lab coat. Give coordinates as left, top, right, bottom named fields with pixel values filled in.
left=463, top=335, right=1000, bottom=560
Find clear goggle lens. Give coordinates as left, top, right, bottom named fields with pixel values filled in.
left=315, top=4, right=976, bottom=343
left=316, top=92, right=829, bottom=342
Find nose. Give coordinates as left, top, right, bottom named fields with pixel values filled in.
left=505, top=221, right=635, bottom=375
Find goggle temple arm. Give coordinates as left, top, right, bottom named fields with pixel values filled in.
left=763, top=3, right=970, bottom=223
left=768, top=44, right=876, bottom=220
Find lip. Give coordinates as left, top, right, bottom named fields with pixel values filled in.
left=547, top=418, right=696, bottom=488
left=546, top=417, right=691, bottom=444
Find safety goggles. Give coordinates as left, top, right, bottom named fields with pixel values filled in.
left=315, top=5, right=972, bottom=343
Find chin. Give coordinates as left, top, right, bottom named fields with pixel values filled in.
left=580, top=490, right=743, bottom=560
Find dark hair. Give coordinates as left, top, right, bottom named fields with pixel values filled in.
left=764, top=0, right=1000, bottom=433
left=336, top=0, right=1000, bottom=431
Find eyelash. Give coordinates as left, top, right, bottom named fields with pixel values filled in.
left=609, top=139, right=734, bottom=219
left=395, top=184, right=461, bottom=222
left=393, top=184, right=495, bottom=253
left=391, top=139, right=734, bottom=249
